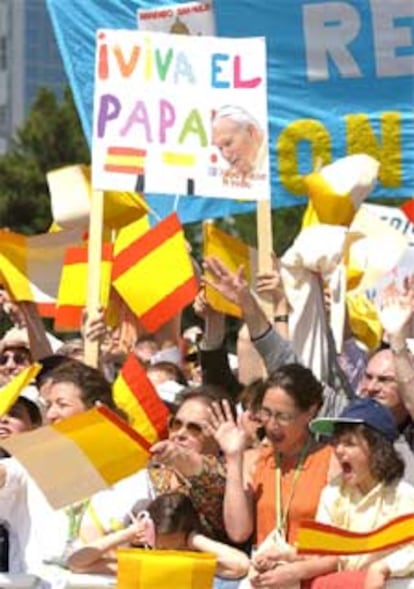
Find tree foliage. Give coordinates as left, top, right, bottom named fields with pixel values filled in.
left=0, top=87, right=89, bottom=234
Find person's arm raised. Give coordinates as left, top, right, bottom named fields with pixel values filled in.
left=206, top=399, right=255, bottom=543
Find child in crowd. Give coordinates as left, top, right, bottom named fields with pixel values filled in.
left=248, top=398, right=414, bottom=589
left=67, top=492, right=249, bottom=581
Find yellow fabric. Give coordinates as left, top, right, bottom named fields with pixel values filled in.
left=114, top=216, right=151, bottom=253
left=203, top=222, right=256, bottom=318
left=0, top=363, right=41, bottom=417
left=346, top=292, right=382, bottom=350
left=55, top=244, right=112, bottom=309
left=117, top=548, right=217, bottom=589
left=53, top=407, right=150, bottom=485
left=303, top=172, right=355, bottom=227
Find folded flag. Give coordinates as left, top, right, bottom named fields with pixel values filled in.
left=117, top=548, right=217, bottom=589
left=113, top=353, right=169, bottom=444
left=203, top=222, right=257, bottom=318
left=54, top=242, right=113, bottom=331
left=47, top=164, right=149, bottom=231
left=112, top=213, right=198, bottom=332
left=1, top=405, right=151, bottom=509
left=297, top=514, right=414, bottom=556
left=0, top=227, right=84, bottom=317
left=0, top=363, right=42, bottom=417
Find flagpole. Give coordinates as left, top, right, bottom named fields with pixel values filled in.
left=84, top=189, right=104, bottom=368
left=256, top=198, right=274, bottom=320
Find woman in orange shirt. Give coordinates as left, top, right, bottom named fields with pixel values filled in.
left=208, top=363, right=337, bottom=581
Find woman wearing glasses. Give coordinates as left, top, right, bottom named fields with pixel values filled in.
left=208, top=364, right=337, bottom=585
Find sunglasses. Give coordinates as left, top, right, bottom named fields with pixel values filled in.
left=0, top=351, right=30, bottom=366
left=168, top=416, right=204, bottom=437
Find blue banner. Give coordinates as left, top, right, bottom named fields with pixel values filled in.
left=46, top=0, right=414, bottom=223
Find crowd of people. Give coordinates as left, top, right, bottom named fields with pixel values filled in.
left=0, top=244, right=414, bottom=589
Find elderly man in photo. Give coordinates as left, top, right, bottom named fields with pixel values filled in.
left=212, top=105, right=266, bottom=182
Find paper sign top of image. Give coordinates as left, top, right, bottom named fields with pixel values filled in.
left=137, top=0, right=216, bottom=36
left=91, top=30, right=270, bottom=201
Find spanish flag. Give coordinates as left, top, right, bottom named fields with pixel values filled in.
left=113, top=353, right=169, bottom=445
left=203, top=221, right=257, bottom=318
left=1, top=406, right=151, bottom=509
left=47, top=164, right=149, bottom=231
left=112, top=214, right=198, bottom=332
left=117, top=548, right=217, bottom=589
left=297, top=514, right=414, bottom=556
left=0, top=363, right=42, bottom=417
left=0, top=227, right=84, bottom=317
left=54, top=243, right=113, bottom=331
left=104, top=147, right=147, bottom=176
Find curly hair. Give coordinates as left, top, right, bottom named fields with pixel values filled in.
left=333, top=423, right=405, bottom=485
left=264, top=364, right=324, bottom=412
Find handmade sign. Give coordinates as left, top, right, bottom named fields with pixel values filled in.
left=91, top=30, right=270, bottom=200
left=138, top=0, right=216, bottom=36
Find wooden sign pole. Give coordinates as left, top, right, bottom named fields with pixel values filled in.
left=84, top=189, right=104, bottom=368
left=256, top=198, right=274, bottom=320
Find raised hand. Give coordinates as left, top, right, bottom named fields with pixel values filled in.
left=203, top=257, right=249, bottom=306
left=206, top=399, right=248, bottom=458
left=376, top=281, right=413, bottom=338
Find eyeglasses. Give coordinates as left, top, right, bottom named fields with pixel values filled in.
left=168, top=416, right=204, bottom=437
left=0, top=351, right=30, bottom=366
left=258, top=406, right=298, bottom=426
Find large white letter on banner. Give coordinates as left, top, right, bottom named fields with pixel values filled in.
left=303, top=2, right=362, bottom=81
left=371, top=0, right=414, bottom=78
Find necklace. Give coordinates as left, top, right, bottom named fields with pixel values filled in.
left=274, top=439, right=312, bottom=540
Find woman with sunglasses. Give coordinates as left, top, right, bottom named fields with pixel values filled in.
left=130, top=386, right=235, bottom=545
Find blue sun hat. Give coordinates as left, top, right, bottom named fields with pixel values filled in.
left=310, top=397, right=398, bottom=443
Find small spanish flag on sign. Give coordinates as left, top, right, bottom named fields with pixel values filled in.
left=112, top=213, right=198, bottom=332
left=113, top=353, right=169, bottom=445
left=104, top=146, right=147, bottom=175
left=297, top=514, right=414, bottom=556
left=117, top=548, right=217, bottom=589
left=2, top=406, right=151, bottom=509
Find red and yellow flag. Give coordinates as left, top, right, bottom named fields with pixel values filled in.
left=2, top=406, right=151, bottom=509
left=0, top=227, right=83, bottom=317
left=297, top=514, right=414, bottom=556
left=54, top=243, right=113, bottom=331
left=203, top=222, right=257, bottom=318
left=113, top=353, right=169, bottom=444
left=0, top=363, right=41, bottom=417
left=117, top=548, right=217, bottom=589
left=112, top=213, right=198, bottom=332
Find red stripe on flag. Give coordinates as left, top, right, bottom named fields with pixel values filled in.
left=54, top=304, right=83, bottom=330
left=104, top=164, right=145, bottom=175
left=120, top=354, right=169, bottom=438
left=97, top=405, right=152, bottom=452
left=107, top=147, right=147, bottom=157
left=36, top=302, right=57, bottom=318
left=112, top=213, right=182, bottom=280
left=139, top=275, right=198, bottom=332
left=64, top=243, right=113, bottom=265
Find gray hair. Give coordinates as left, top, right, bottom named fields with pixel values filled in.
left=212, top=105, right=262, bottom=132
